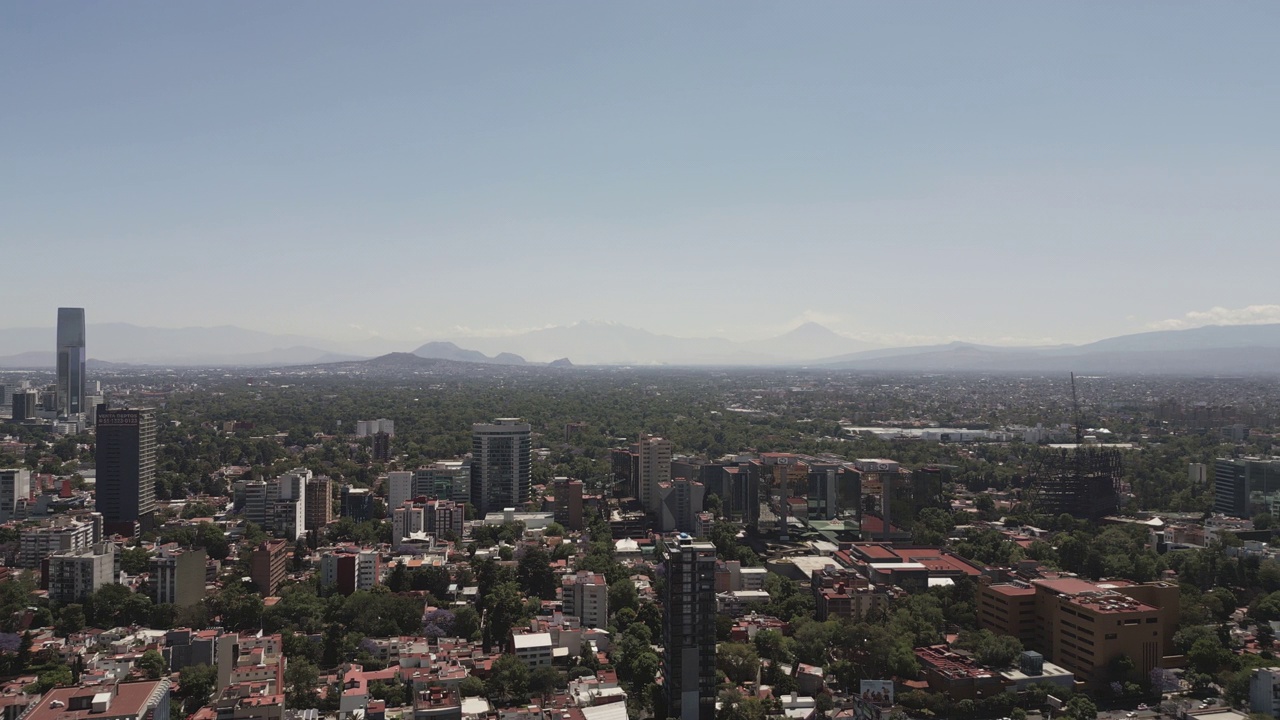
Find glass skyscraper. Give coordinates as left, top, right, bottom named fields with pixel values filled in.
left=56, top=307, right=86, bottom=417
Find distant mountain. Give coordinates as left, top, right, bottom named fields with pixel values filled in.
left=819, top=324, right=1280, bottom=374
left=445, top=321, right=876, bottom=365
left=0, top=351, right=55, bottom=369
left=412, top=342, right=527, bottom=365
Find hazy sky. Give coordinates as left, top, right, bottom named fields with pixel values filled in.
left=4, top=3, right=1279, bottom=347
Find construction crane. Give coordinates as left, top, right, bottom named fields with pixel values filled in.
left=1070, top=372, right=1084, bottom=445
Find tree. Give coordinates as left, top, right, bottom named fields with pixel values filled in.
left=486, top=654, right=530, bottom=705
left=26, top=666, right=73, bottom=694
left=453, top=606, right=482, bottom=641
left=120, top=545, right=152, bottom=575
left=529, top=666, right=565, bottom=699
left=544, top=522, right=565, bottom=537
left=609, top=578, right=640, bottom=616
left=458, top=675, right=485, bottom=697
left=177, top=664, right=218, bottom=714
left=1064, top=696, right=1097, bottom=720
left=285, top=659, right=320, bottom=709
left=483, top=582, right=531, bottom=650
left=517, top=546, right=557, bottom=600
left=55, top=604, right=85, bottom=637
left=137, top=650, right=167, bottom=679
left=716, top=643, right=760, bottom=685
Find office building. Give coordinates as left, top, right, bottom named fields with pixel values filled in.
left=417, top=459, right=472, bottom=504
left=388, top=471, right=415, bottom=512
left=250, top=539, right=289, bottom=596
left=562, top=571, right=608, bottom=629
left=341, top=485, right=373, bottom=522
left=552, top=477, right=584, bottom=531
left=268, top=469, right=308, bottom=540
left=637, top=435, right=673, bottom=513
left=807, top=465, right=841, bottom=521
left=471, top=419, right=532, bottom=515
left=241, top=480, right=269, bottom=528
left=976, top=577, right=1178, bottom=686
left=1213, top=457, right=1280, bottom=519
left=150, top=546, right=207, bottom=608
left=305, top=475, right=334, bottom=531
left=664, top=535, right=717, bottom=720
left=12, top=389, right=38, bottom=423
left=47, top=542, right=116, bottom=603
left=0, top=468, right=31, bottom=523
left=95, top=406, right=157, bottom=535
left=56, top=307, right=87, bottom=418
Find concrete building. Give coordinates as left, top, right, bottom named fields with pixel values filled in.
left=321, top=549, right=382, bottom=595
left=0, top=468, right=31, bottom=523
left=305, top=475, right=333, bottom=531
left=552, top=477, right=584, bottom=532
left=356, top=419, right=395, bottom=437
left=471, top=419, right=531, bottom=515
left=664, top=534, right=716, bottom=720
left=1250, top=667, right=1280, bottom=718
left=427, top=499, right=464, bottom=539
left=811, top=567, right=898, bottom=621
left=388, top=471, right=415, bottom=513
left=19, top=517, right=99, bottom=568
left=250, top=539, right=289, bottom=596
left=95, top=406, right=158, bottom=535
left=510, top=632, right=553, bottom=668
left=976, top=577, right=1179, bottom=686
left=562, top=571, right=609, bottom=629
left=56, top=307, right=87, bottom=418
left=637, top=435, right=673, bottom=513
left=658, top=478, right=705, bottom=533
left=47, top=542, right=116, bottom=603
left=150, top=546, right=207, bottom=608
left=392, top=502, right=426, bottom=545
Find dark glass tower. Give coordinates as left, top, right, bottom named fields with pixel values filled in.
left=95, top=406, right=157, bottom=534
left=56, top=308, right=87, bottom=417
left=470, top=419, right=531, bottom=515
left=663, top=535, right=717, bottom=720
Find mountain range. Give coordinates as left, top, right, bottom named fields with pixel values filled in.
left=2, top=320, right=1280, bottom=374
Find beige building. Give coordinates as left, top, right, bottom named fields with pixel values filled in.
left=977, top=576, right=1179, bottom=686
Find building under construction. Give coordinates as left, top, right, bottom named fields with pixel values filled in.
left=1032, top=446, right=1123, bottom=519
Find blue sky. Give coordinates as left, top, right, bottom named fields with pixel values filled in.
left=3, top=3, right=1279, bottom=346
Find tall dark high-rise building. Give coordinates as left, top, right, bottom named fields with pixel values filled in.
left=1213, top=457, right=1280, bottom=519
left=470, top=418, right=531, bottom=515
left=95, top=406, right=157, bottom=535
left=56, top=308, right=87, bottom=417
left=663, top=535, right=717, bottom=720
left=372, top=431, right=391, bottom=462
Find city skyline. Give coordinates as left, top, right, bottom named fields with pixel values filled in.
left=3, top=4, right=1279, bottom=347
